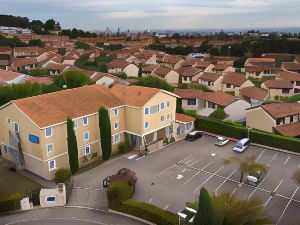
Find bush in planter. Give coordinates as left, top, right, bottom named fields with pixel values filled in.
left=0, top=192, right=24, bottom=213
left=107, top=180, right=134, bottom=209
left=169, top=136, right=175, bottom=143
left=163, top=137, right=169, bottom=145
left=54, top=168, right=72, bottom=183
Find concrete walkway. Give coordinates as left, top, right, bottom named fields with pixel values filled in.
left=18, top=170, right=56, bottom=188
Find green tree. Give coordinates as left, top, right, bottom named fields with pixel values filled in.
left=67, top=117, right=79, bottom=175
left=193, top=188, right=221, bottom=225
left=44, top=19, right=56, bottom=30
left=211, top=192, right=272, bottom=225
left=98, top=107, right=112, bottom=161
left=209, top=108, right=227, bottom=120
left=115, top=72, right=127, bottom=79
left=75, top=41, right=90, bottom=50
left=54, top=168, right=71, bottom=183
left=134, top=76, right=174, bottom=92
left=64, top=70, right=94, bottom=88
left=224, top=155, right=267, bottom=183
left=28, top=39, right=45, bottom=48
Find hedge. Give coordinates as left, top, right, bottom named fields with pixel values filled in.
left=195, top=117, right=300, bottom=153
left=107, top=181, right=177, bottom=225
left=121, top=199, right=178, bottom=225
left=54, top=168, right=72, bottom=183
left=0, top=192, right=23, bottom=213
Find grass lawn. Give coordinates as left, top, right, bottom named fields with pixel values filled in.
left=0, top=157, right=41, bottom=196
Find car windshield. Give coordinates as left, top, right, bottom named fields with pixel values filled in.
left=234, top=142, right=243, bottom=149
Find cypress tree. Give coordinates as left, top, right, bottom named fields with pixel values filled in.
left=98, top=106, right=112, bottom=160
left=67, top=117, right=79, bottom=174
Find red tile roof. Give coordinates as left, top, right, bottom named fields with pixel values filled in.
left=222, top=72, right=248, bottom=86
left=153, top=66, right=172, bottom=78
left=274, top=121, right=300, bottom=137
left=194, top=61, right=211, bottom=69
left=142, top=64, right=158, bottom=73
left=246, top=58, right=275, bottom=63
left=245, top=66, right=281, bottom=72
left=0, top=70, right=24, bottom=81
left=107, top=58, right=130, bottom=69
left=13, top=58, right=37, bottom=67
left=25, top=76, right=54, bottom=85
left=261, top=102, right=300, bottom=118
left=262, top=79, right=293, bottom=89
left=239, top=86, right=268, bottom=101
left=176, top=113, right=195, bottom=123
left=163, top=55, right=183, bottom=64
left=45, top=62, right=69, bottom=71
left=199, top=72, right=221, bottom=82
left=282, top=62, right=300, bottom=71
left=277, top=72, right=300, bottom=81
left=176, top=67, right=200, bottom=77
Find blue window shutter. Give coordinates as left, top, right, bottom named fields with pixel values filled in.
left=29, top=134, right=40, bottom=144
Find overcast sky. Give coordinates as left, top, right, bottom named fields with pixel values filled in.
left=1, top=0, right=300, bottom=31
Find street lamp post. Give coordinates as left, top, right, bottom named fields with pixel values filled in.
left=228, top=45, right=231, bottom=57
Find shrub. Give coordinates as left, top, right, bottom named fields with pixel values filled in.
left=169, top=136, right=175, bottom=143
left=209, top=108, right=227, bottom=120
left=54, top=168, right=72, bottom=183
left=98, top=107, right=112, bottom=160
left=0, top=192, right=24, bottom=213
left=119, top=133, right=132, bottom=154
left=184, top=110, right=197, bottom=118
left=134, top=76, right=174, bottom=92
left=27, top=68, right=49, bottom=76
left=67, top=117, right=79, bottom=174
left=121, top=199, right=178, bottom=225
left=115, top=73, right=127, bottom=80
left=107, top=180, right=134, bottom=208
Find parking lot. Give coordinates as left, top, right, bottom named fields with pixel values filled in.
left=74, top=135, right=300, bottom=225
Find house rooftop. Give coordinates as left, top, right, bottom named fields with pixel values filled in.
left=176, top=113, right=195, bottom=123
left=222, top=72, right=248, bottom=86
left=106, top=58, right=129, bottom=69
left=199, top=72, right=222, bottom=82
left=281, top=62, right=300, bottom=71
left=261, top=102, right=300, bottom=119
left=277, top=72, right=300, bottom=81
left=24, top=76, right=54, bottom=85
left=153, top=66, right=172, bottom=78
left=13, top=57, right=37, bottom=67
left=246, top=58, right=275, bottom=63
left=0, top=70, right=24, bottom=82
left=262, top=79, right=293, bottom=89
left=176, top=67, right=200, bottom=77
left=239, top=86, right=268, bottom=101
left=274, top=121, right=300, bottom=137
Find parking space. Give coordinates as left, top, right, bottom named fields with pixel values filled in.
left=74, top=134, right=300, bottom=225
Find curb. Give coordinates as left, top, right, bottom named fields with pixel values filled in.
left=108, top=209, right=155, bottom=225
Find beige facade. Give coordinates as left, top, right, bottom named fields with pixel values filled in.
left=246, top=107, right=276, bottom=133
left=164, top=70, right=179, bottom=84
left=261, top=84, right=293, bottom=100
left=198, top=76, right=223, bottom=91
left=0, top=88, right=177, bottom=180
left=123, top=64, right=139, bottom=77
left=223, top=80, right=254, bottom=96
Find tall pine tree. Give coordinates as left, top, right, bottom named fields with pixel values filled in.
left=98, top=107, right=112, bottom=160
left=67, top=117, right=79, bottom=174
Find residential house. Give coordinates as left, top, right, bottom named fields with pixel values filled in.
left=246, top=102, right=300, bottom=137
left=281, top=62, right=300, bottom=73
left=222, top=72, right=255, bottom=96
left=175, top=113, right=195, bottom=138
left=107, top=58, right=139, bottom=77
left=161, top=55, right=185, bottom=69
left=244, top=58, right=276, bottom=67
left=152, top=66, right=179, bottom=84
left=0, top=46, right=11, bottom=70
left=276, top=72, right=300, bottom=94
left=239, top=86, right=268, bottom=107
left=142, top=64, right=158, bottom=77
left=174, top=88, right=250, bottom=121
left=24, top=76, right=54, bottom=85
left=198, top=72, right=223, bottom=91
left=11, top=58, right=38, bottom=72
left=176, top=67, right=201, bottom=84
left=44, top=62, right=70, bottom=75
left=261, top=79, right=293, bottom=100
left=194, top=61, right=213, bottom=72
left=13, top=47, right=43, bottom=58
left=244, top=66, right=281, bottom=78
left=0, top=70, right=26, bottom=85
left=0, top=84, right=179, bottom=180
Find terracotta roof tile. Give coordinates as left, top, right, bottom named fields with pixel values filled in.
left=176, top=67, right=200, bottom=77
left=153, top=66, right=172, bottom=78
left=25, top=76, right=54, bottom=85
left=222, top=72, right=248, bottom=86
left=274, top=121, right=300, bottom=137
left=13, top=58, right=37, bottom=67
left=239, top=86, right=268, bottom=101
left=107, top=58, right=130, bottom=69
left=277, top=72, right=300, bottom=81
left=194, top=61, right=211, bottom=69
left=262, top=79, right=293, bottom=89
left=261, top=102, right=300, bottom=118
left=142, top=64, right=158, bottom=73
left=163, top=55, right=183, bottom=64
left=46, top=62, right=69, bottom=71
left=245, top=66, right=281, bottom=72
left=246, top=58, right=275, bottom=63
left=176, top=113, right=195, bottom=123
left=199, top=72, right=221, bottom=82
left=282, top=62, right=300, bottom=71
left=0, top=70, right=24, bottom=81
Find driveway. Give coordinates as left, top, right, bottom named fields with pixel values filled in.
left=0, top=207, right=146, bottom=225
left=73, top=135, right=300, bottom=225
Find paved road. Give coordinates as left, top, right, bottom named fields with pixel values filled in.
left=0, top=207, right=146, bottom=225
left=74, top=135, right=300, bottom=225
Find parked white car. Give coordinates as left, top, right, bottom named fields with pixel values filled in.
left=233, top=138, right=250, bottom=152
left=215, top=137, right=229, bottom=147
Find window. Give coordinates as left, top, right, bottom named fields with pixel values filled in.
left=290, top=116, right=294, bottom=123
left=167, top=125, right=173, bottom=135
left=14, top=122, right=19, bottom=132
left=83, top=116, right=88, bottom=125
left=276, top=118, right=285, bottom=126
left=47, top=143, right=54, bottom=153
left=226, top=83, right=231, bottom=88
left=150, top=105, right=160, bottom=114
left=161, top=103, right=165, bottom=110
left=113, top=109, right=119, bottom=116
left=166, top=101, right=170, bottom=108
left=73, top=120, right=79, bottom=129
left=186, top=122, right=193, bottom=131
left=144, top=107, right=149, bottom=115
left=187, top=99, right=197, bottom=105
left=84, top=145, right=91, bottom=155
left=46, top=196, right=56, bottom=203
left=144, top=121, right=149, bottom=129
left=114, top=122, right=119, bottom=130
left=45, top=127, right=52, bottom=137
left=208, top=102, right=216, bottom=109
left=282, top=89, right=290, bottom=94
left=113, top=134, right=121, bottom=144
left=3, top=145, right=8, bottom=154
left=48, top=160, right=56, bottom=171
left=83, top=132, right=89, bottom=141
left=161, top=115, right=165, bottom=122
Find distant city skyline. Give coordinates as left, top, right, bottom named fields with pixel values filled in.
left=1, top=0, right=300, bottom=31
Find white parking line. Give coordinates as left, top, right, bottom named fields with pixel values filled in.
left=164, top=204, right=170, bottom=210
left=264, top=179, right=284, bottom=207
left=256, top=149, right=266, bottom=162
left=271, top=153, right=278, bottom=162
left=182, top=161, right=214, bottom=186
left=248, top=174, right=269, bottom=200
left=283, top=156, right=290, bottom=165
left=156, top=155, right=193, bottom=177
left=215, top=169, right=237, bottom=195
left=276, top=186, right=300, bottom=225
left=193, top=166, right=224, bottom=193
left=148, top=198, right=154, bottom=203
